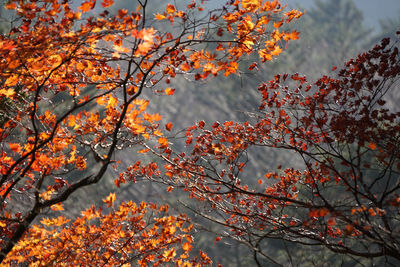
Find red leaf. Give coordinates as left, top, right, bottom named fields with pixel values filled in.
left=165, top=122, right=173, bottom=131
left=101, top=0, right=114, bottom=8
left=198, top=120, right=205, bottom=129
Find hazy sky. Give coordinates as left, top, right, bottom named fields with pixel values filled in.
left=285, top=0, right=400, bottom=31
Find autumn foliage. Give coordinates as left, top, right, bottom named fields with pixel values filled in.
left=131, top=36, right=400, bottom=262
left=0, top=0, right=303, bottom=265
left=5, top=194, right=210, bottom=266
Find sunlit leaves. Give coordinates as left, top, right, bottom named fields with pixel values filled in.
left=165, top=88, right=175, bottom=95
left=166, top=4, right=176, bottom=14
left=220, top=0, right=302, bottom=64
left=6, top=200, right=207, bottom=266
left=136, top=28, right=156, bottom=56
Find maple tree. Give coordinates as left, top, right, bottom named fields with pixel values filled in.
left=132, top=36, right=400, bottom=264
left=4, top=193, right=211, bottom=266
left=0, top=0, right=302, bottom=265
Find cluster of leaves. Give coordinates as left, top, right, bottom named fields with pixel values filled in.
left=129, top=36, right=400, bottom=263
left=0, top=0, right=302, bottom=264
left=5, top=193, right=210, bottom=266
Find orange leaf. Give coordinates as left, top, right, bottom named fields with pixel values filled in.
left=283, top=30, right=300, bottom=41
left=182, top=242, right=193, bottom=252
left=166, top=4, right=176, bottom=14
left=319, top=208, right=329, bottom=217
left=9, top=143, right=21, bottom=153
left=79, top=1, right=95, bottom=12
left=76, top=156, right=87, bottom=170
left=368, top=207, right=376, bottom=216
left=5, top=2, right=16, bottom=10
left=50, top=203, right=64, bottom=211
left=273, top=20, right=283, bottom=28
left=48, top=54, right=63, bottom=68
left=0, top=183, right=12, bottom=198
left=158, top=137, right=169, bottom=147
left=368, top=142, right=377, bottom=150
left=118, top=9, right=128, bottom=18
left=138, top=148, right=150, bottom=154
left=181, top=62, right=191, bottom=72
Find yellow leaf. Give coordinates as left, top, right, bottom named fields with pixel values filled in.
left=107, top=95, right=118, bottom=108
left=0, top=89, right=15, bottom=98
left=243, top=38, right=255, bottom=49
left=155, top=13, right=166, bottom=20
left=103, top=192, right=116, bottom=207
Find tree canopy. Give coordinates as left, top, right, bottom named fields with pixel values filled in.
left=0, top=0, right=399, bottom=266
